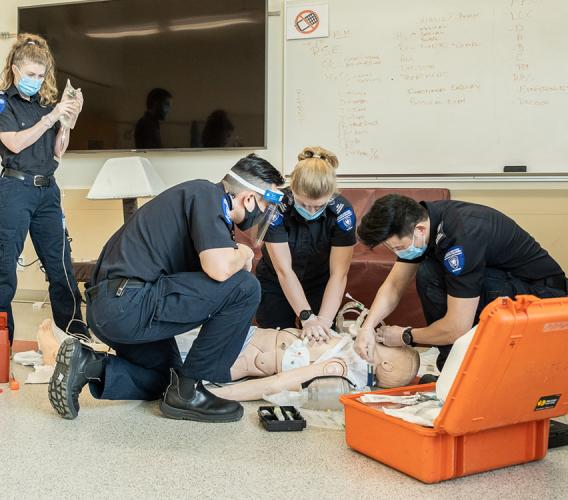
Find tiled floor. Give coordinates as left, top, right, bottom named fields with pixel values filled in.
left=2, top=302, right=567, bottom=500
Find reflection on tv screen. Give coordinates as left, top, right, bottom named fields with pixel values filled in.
left=19, top=0, right=266, bottom=151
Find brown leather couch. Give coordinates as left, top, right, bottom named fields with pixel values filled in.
left=236, top=187, right=450, bottom=328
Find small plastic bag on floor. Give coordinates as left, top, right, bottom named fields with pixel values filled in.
left=263, top=390, right=308, bottom=408
left=13, top=350, right=43, bottom=366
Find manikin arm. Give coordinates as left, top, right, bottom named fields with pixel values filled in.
left=209, top=359, right=347, bottom=401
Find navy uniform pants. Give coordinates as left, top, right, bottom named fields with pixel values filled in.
left=85, top=270, right=260, bottom=401
left=256, top=276, right=326, bottom=329
left=0, top=175, right=86, bottom=343
left=416, top=258, right=568, bottom=371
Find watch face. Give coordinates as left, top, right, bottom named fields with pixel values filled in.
left=300, top=310, right=312, bottom=321
left=402, top=331, right=412, bottom=345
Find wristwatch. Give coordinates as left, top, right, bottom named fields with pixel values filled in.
left=299, top=309, right=313, bottom=322
left=402, top=327, right=414, bottom=346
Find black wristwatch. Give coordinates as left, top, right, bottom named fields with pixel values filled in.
left=402, top=327, right=415, bottom=346
left=299, top=309, right=313, bottom=322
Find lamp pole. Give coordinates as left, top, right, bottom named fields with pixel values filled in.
left=122, top=198, right=138, bottom=222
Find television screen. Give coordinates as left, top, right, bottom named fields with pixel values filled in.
left=18, top=0, right=267, bottom=151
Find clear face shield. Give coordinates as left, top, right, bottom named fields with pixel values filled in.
left=227, top=170, right=284, bottom=246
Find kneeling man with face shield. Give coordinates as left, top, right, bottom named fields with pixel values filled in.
left=48, top=154, right=285, bottom=423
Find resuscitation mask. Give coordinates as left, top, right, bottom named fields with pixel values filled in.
left=395, top=230, right=427, bottom=260
left=15, top=67, right=43, bottom=97
left=227, top=170, right=284, bottom=245
left=301, top=375, right=355, bottom=411
left=294, top=203, right=326, bottom=221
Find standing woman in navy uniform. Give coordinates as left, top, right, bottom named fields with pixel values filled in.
left=255, top=147, right=356, bottom=342
left=0, top=34, right=86, bottom=343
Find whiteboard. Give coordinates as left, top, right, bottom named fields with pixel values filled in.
left=284, top=0, right=568, bottom=174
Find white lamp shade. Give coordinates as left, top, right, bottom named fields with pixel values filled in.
left=87, top=156, right=166, bottom=200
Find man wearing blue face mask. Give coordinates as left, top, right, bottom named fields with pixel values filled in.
left=255, top=146, right=356, bottom=344
left=354, top=194, right=567, bottom=371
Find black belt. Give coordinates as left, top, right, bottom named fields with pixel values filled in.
left=528, top=274, right=567, bottom=292
left=85, top=278, right=146, bottom=302
left=1, top=167, right=53, bottom=187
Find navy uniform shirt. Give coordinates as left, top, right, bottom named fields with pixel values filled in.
left=92, top=180, right=237, bottom=283
left=256, top=188, right=357, bottom=288
left=399, top=200, right=564, bottom=298
left=0, top=86, right=60, bottom=176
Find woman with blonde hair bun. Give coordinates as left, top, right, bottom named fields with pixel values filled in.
left=255, top=146, right=356, bottom=343
left=0, top=34, right=86, bottom=343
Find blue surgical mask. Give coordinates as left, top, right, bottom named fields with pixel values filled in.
left=15, top=68, right=43, bottom=97
left=395, top=231, right=427, bottom=260
left=294, top=204, right=326, bottom=221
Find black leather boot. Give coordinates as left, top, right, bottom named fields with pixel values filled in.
left=160, top=369, right=244, bottom=423
left=48, top=337, right=105, bottom=420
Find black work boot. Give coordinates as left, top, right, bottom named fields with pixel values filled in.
left=48, top=337, right=105, bottom=420
left=160, top=369, right=244, bottom=423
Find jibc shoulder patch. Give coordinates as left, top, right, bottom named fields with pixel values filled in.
left=222, top=198, right=232, bottom=225
left=270, top=210, right=284, bottom=227
left=336, top=208, right=355, bottom=232
left=444, top=246, right=465, bottom=275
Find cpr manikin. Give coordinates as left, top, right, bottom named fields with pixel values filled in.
left=208, top=326, right=419, bottom=401
left=37, top=306, right=420, bottom=402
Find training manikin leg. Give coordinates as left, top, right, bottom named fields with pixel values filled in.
left=37, top=318, right=71, bottom=365
left=37, top=319, right=106, bottom=365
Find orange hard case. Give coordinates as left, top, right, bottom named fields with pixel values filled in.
left=340, top=295, right=568, bottom=483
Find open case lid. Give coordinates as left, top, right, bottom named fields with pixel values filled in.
left=435, top=295, right=568, bottom=436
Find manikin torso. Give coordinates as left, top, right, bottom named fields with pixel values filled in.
left=230, top=328, right=419, bottom=390
left=230, top=328, right=345, bottom=380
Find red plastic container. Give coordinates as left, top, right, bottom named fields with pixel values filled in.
left=0, top=312, right=10, bottom=383
left=340, top=295, right=568, bottom=483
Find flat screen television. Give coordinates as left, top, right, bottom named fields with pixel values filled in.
left=18, top=0, right=267, bottom=151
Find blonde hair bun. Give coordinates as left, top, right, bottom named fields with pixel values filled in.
left=297, top=146, right=339, bottom=170
left=291, top=146, right=339, bottom=199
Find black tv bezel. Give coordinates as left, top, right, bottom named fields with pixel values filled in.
left=17, top=0, right=269, bottom=153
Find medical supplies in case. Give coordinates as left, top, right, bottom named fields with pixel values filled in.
left=340, top=295, right=568, bottom=483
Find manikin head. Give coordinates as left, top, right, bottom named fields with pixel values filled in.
left=372, top=342, right=420, bottom=388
